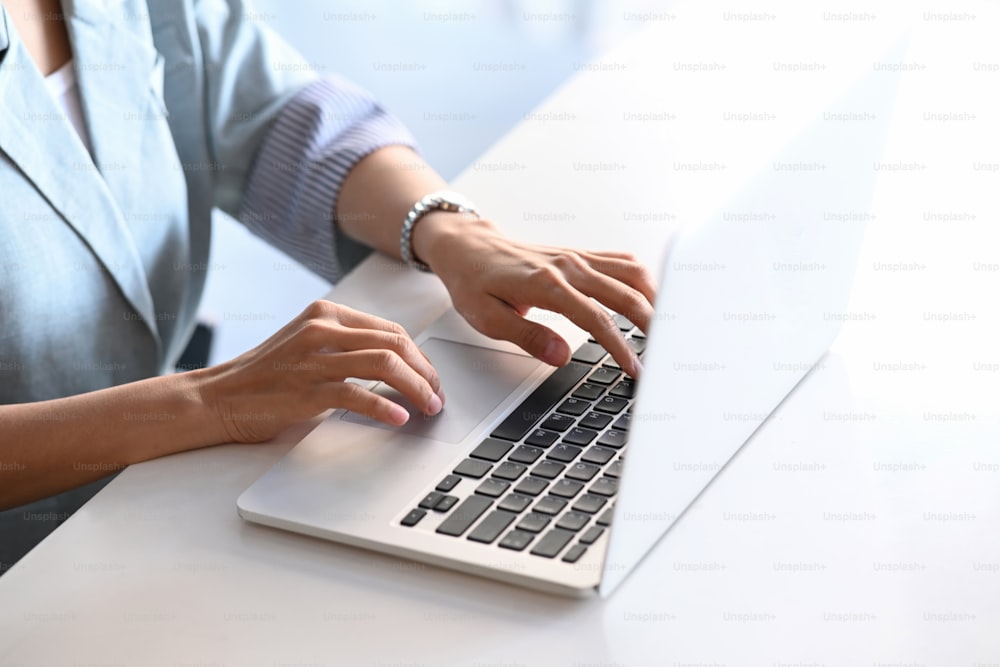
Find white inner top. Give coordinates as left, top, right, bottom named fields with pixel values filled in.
left=43, top=59, right=94, bottom=156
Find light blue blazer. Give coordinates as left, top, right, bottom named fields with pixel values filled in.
left=0, top=0, right=320, bottom=403
left=0, top=0, right=413, bottom=562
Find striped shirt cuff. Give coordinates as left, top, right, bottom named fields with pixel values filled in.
left=239, top=77, right=417, bottom=284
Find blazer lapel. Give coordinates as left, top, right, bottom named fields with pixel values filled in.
left=0, top=3, right=160, bottom=347
left=64, top=0, right=168, bottom=227
left=0, top=8, right=8, bottom=53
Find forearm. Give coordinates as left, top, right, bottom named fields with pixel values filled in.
left=0, top=370, right=223, bottom=510
left=335, top=145, right=493, bottom=268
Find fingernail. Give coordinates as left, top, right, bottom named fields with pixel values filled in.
left=389, top=404, right=410, bottom=425
left=542, top=338, right=565, bottom=366
left=631, top=357, right=644, bottom=378
left=436, top=387, right=446, bottom=405
left=427, top=393, right=443, bottom=415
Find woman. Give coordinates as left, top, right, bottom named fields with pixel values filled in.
left=0, top=0, right=654, bottom=568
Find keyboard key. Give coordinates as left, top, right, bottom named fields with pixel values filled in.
left=435, top=495, right=459, bottom=512
left=533, top=495, right=568, bottom=516
left=547, top=444, right=582, bottom=463
left=540, top=413, right=574, bottom=432
left=467, top=510, right=517, bottom=544
left=596, top=507, right=615, bottom=526
left=401, top=509, right=426, bottom=527
left=493, top=461, right=528, bottom=481
left=612, top=414, right=631, bottom=431
left=531, top=460, right=565, bottom=480
left=612, top=313, right=635, bottom=331
left=572, top=383, right=605, bottom=401
left=579, top=526, right=605, bottom=545
left=490, top=362, right=590, bottom=441
left=609, top=379, right=636, bottom=399
left=562, top=427, right=599, bottom=446
left=475, top=478, right=510, bottom=498
left=470, top=438, right=513, bottom=462
left=418, top=492, right=444, bottom=510
left=525, top=429, right=559, bottom=448
left=454, top=458, right=492, bottom=478
left=435, top=475, right=462, bottom=492
left=513, top=476, right=548, bottom=496
left=581, top=446, right=616, bottom=465
left=597, top=429, right=628, bottom=449
left=565, top=462, right=601, bottom=482
left=606, top=459, right=624, bottom=478
left=530, top=528, right=575, bottom=558
left=571, top=342, right=608, bottom=365
left=549, top=479, right=585, bottom=499
left=498, top=529, right=535, bottom=551
left=603, top=357, right=621, bottom=370
left=497, top=493, right=533, bottom=513
left=562, top=544, right=588, bottom=563
left=579, top=411, right=612, bottom=431
left=595, top=396, right=629, bottom=415
left=436, top=496, right=493, bottom=536
left=627, top=336, right=647, bottom=355
left=556, top=512, right=591, bottom=532
left=517, top=512, right=552, bottom=533
left=573, top=494, right=608, bottom=514
left=556, top=398, right=590, bottom=417
left=508, top=445, right=543, bottom=464
left=588, top=367, right=621, bottom=385
left=590, top=477, right=619, bottom=497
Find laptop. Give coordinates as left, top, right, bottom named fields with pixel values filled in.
left=238, top=25, right=906, bottom=597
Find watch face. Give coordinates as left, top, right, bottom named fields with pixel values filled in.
left=433, top=190, right=475, bottom=210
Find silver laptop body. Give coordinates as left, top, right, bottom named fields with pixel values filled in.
left=238, top=24, right=906, bottom=597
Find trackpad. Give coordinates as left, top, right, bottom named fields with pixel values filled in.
left=339, top=337, right=541, bottom=444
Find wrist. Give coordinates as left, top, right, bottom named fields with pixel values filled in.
left=178, top=365, right=232, bottom=449
left=109, top=368, right=230, bottom=466
left=411, top=210, right=496, bottom=273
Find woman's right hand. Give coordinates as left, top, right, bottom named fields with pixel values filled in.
left=196, top=300, right=444, bottom=444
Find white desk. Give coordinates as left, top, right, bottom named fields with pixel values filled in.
left=2, top=3, right=999, bottom=665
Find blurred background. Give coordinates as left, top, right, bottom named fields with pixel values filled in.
left=199, top=0, right=663, bottom=364
left=199, top=0, right=999, bottom=373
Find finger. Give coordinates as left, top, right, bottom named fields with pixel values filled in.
left=552, top=255, right=655, bottom=335
left=320, top=327, right=442, bottom=397
left=321, top=381, right=411, bottom=426
left=293, top=313, right=442, bottom=399
left=578, top=252, right=658, bottom=311
left=296, top=300, right=414, bottom=347
left=328, top=304, right=411, bottom=337
left=585, top=250, right=639, bottom=261
left=293, top=300, right=405, bottom=351
left=522, top=270, right=642, bottom=378
left=416, top=346, right=445, bottom=402
left=460, top=296, right=571, bottom=367
left=315, top=349, right=442, bottom=416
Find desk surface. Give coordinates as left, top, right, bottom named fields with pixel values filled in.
left=3, top=3, right=999, bottom=665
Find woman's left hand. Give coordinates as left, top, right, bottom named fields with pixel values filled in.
left=413, top=212, right=657, bottom=379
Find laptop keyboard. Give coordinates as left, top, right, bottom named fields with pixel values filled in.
left=399, top=314, right=642, bottom=564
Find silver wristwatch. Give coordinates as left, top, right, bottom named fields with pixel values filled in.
left=400, top=190, right=480, bottom=272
